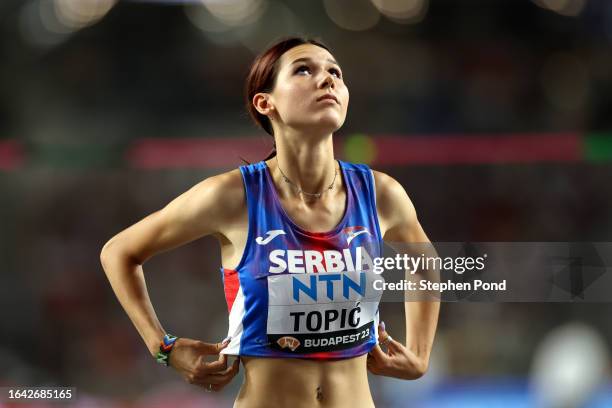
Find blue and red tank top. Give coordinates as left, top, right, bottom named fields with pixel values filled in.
left=220, top=160, right=383, bottom=359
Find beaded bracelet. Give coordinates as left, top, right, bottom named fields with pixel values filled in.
left=155, top=334, right=178, bottom=366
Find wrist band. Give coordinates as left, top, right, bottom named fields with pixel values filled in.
left=155, top=334, right=178, bottom=366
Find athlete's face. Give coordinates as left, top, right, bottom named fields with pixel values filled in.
left=264, top=44, right=349, bottom=134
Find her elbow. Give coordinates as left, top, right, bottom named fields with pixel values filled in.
left=100, top=238, right=120, bottom=269
left=100, top=238, right=144, bottom=269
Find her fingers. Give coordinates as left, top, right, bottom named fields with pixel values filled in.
left=378, top=321, right=400, bottom=353
left=194, top=337, right=230, bottom=355
left=214, top=337, right=232, bottom=353
left=217, top=357, right=240, bottom=377
left=197, top=360, right=240, bottom=390
left=205, top=353, right=228, bottom=372
left=366, top=354, right=377, bottom=368
left=378, top=321, right=390, bottom=341
left=385, top=336, right=403, bottom=353
left=207, top=358, right=240, bottom=384
left=193, top=361, right=235, bottom=385
left=366, top=354, right=382, bottom=374
left=368, top=344, right=390, bottom=363
left=195, top=353, right=228, bottom=375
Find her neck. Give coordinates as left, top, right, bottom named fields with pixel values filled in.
left=271, top=132, right=338, bottom=198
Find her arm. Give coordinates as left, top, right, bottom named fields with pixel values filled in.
left=367, top=171, right=440, bottom=379
left=100, top=169, right=244, bottom=390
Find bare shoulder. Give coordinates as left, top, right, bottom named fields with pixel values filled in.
left=372, top=170, right=416, bottom=218
left=371, top=170, right=418, bottom=236
left=194, top=168, right=245, bottom=211
left=185, top=168, right=246, bottom=228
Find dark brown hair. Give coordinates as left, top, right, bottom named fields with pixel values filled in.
left=244, top=36, right=331, bottom=160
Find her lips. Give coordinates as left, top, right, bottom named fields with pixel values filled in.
left=318, top=95, right=338, bottom=104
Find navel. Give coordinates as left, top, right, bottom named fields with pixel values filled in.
left=316, top=385, right=323, bottom=401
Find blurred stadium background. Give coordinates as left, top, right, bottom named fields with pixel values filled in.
left=1, top=0, right=612, bottom=406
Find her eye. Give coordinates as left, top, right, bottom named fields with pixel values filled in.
left=295, top=65, right=310, bottom=75
left=329, top=68, right=342, bottom=78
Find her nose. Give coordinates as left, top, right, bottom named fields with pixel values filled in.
left=319, top=72, right=335, bottom=90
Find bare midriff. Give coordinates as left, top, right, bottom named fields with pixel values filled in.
left=233, top=354, right=375, bottom=408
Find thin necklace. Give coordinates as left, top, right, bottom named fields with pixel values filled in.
left=276, top=157, right=338, bottom=199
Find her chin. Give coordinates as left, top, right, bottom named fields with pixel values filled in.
left=312, top=112, right=345, bottom=132
left=288, top=112, right=345, bottom=135
left=307, top=120, right=344, bottom=136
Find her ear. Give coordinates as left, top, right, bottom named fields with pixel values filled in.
left=253, top=93, right=275, bottom=116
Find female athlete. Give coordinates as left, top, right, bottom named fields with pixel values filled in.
left=100, top=37, right=439, bottom=408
